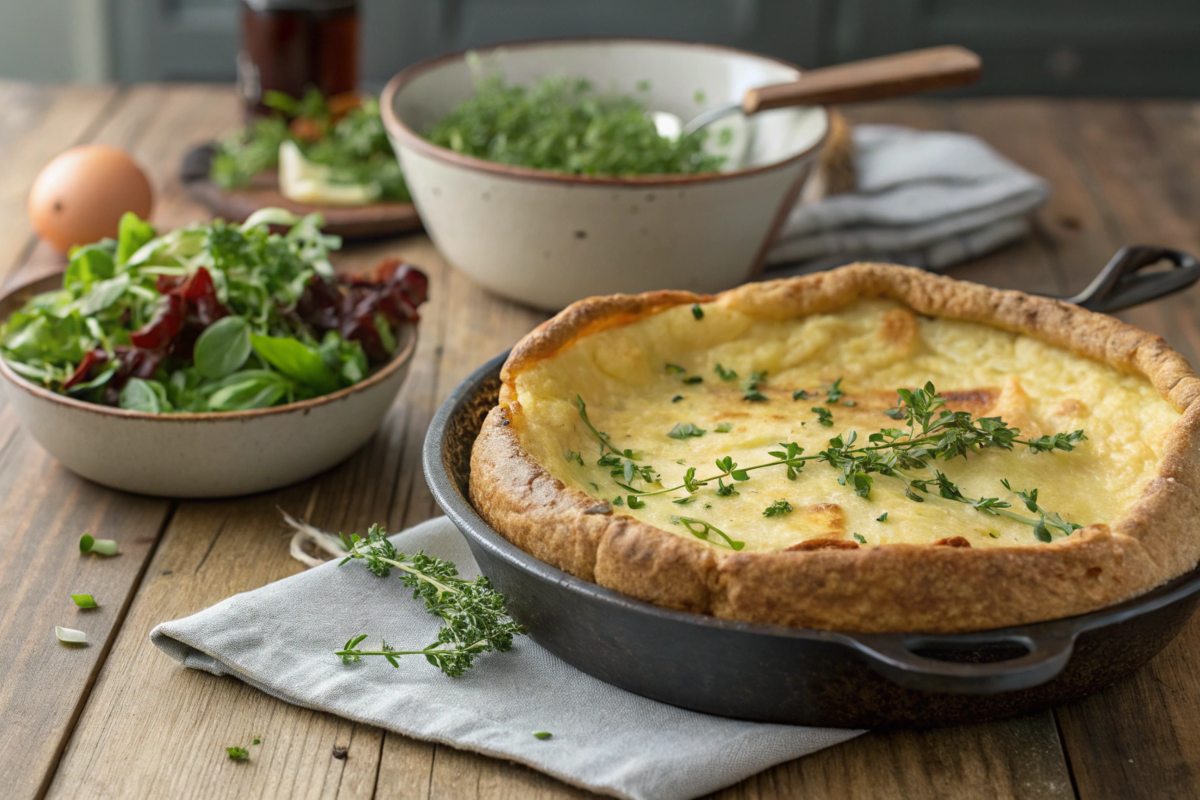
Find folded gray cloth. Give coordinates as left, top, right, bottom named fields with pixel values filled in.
left=767, top=124, right=1050, bottom=274
left=151, top=516, right=862, bottom=800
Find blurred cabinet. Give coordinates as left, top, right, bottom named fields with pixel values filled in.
left=110, top=0, right=1200, bottom=95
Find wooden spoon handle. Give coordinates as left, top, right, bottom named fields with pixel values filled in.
left=743, top=46, right=982, bottom=114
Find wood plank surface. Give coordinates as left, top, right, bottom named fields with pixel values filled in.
left=1, top=86, right=1199, bottom=800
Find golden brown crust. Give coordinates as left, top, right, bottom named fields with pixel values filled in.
left=470, top=263, right=1200, bottom=633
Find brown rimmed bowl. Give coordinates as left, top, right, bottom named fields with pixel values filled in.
left=381, top=38, right=830, bottom=311
left=423, top=247, right=1200, bottom=727
left=0, top=274, right=418, bottom=498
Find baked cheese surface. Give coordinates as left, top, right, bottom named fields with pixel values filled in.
left=510, top=299, right=1179, bottom=553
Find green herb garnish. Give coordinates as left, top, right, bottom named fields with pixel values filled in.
left=692, top=304, right=704, bottom=320
left=533, top=732, right=553, bottom=740
left=672, top=395, right=684, bottom=403
left=227, top=746, right=250, bottom=762
left=672, top=516, right=745, bottom=550
left=665, top=364, right=686, bottom=374
left=743, top=371, right=768, bottom=402
left=793, top=389, right=812, bottom=400
left=667, top=422, right=706, bottom=440
left=812, top=407, right=834, bottom=427
left=213, top=90, right=409, bottom=202
left=714, top=422, right=733, bottom=433
left=335, top=525, right=525, bottom=676
left=853, top=533, right=867, bottom=544
left=71, top=594, right=98, bottom=609
left=627, top=495, right=646, bottom=509
left=682, top=375, right=703, bottom=385
left=877, top=512, right=888, bottom=522
left=714, top=363, right=737, bottom=382
left=826, top=378, right=845, bottom=404
left=763, top=500, right=794, bottom=517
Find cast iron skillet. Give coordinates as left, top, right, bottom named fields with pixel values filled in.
left=424, top=247, right=1200, bottom=728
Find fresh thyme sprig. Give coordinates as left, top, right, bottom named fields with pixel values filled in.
left=574, top=382, right=1087, bottom=543
left=334, top=525, right=525, bottom=676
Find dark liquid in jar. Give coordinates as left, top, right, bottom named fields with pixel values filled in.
left=238, top=0, right=359, bottom=118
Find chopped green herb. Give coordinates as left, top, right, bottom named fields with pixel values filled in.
left=743, top=371, right=768, bottom=402
left=715, top=477, right=739, bottom=497
left=793, top=389, right=811, bottom=401
left=79, top=533, right=118, bottom=556
left=71, top=594, right=98, bottom=609
left=853, top=533, right=867, bottom=544
left=714, top=363, right=738, bottom=382
left=627, top=495, right=646, bottom=509
left=682, top=375, right=703, bottom=385
left=692, top=304, right=704, bottom=320
left=694, top=89, right=707, bottom=104
left=227, top=746, right=250, bottom=761
left=253, top=737, right=262, bottom=745
left=988, top=532, right=1000, bottom=539
left=667, top=422, right=706, bottom=440
left=876, top=512, right=888, bottom=523
left=533, top=731, right=553, bottom=740
left=826, top=378, right=845, bottom=404
left=763, top=500, right=794, bottom=517
left=675, top=459, right=686, bottom=465
left=672, top=395, right=684, bottom=403
left=428, top=76, right=724, bottom=177
left=665, top=363, right=686, bottom=374
left=812, top=407, right=834, bottom=427
left=672, top=496, right=696, bottom=505
left=566, top=450, right=584, bottom=466
left=714, top=422, right=733, bottom=433
left=613, top=496, right=625, bottom=506
left=843, top=400, right=856, bottom=407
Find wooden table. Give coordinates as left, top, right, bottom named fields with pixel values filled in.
left=2, top=83, right=1199, bottom=800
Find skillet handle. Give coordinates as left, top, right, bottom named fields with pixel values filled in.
left=846, top=628, right=1077, bottom=695
left=1063, top=246, right=1200, bottom=313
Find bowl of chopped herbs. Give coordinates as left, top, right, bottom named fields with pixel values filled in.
left=381, top=38, right=829, bottom=310
left=0, top=208, right=427, bottom=497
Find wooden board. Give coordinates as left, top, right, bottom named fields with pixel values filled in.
left=181, top=142, right=423, bottom=240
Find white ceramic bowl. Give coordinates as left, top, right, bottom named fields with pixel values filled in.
left=0, top=274, right=417, bottom=498
left=382, top=38, right=829, bottom=311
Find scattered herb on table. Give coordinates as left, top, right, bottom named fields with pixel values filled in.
left=212, top=90, right=410, bottom=203
left=79, top=533, right=117, bottom=556
left=427, top=76, right=724, bottom=177
left=71, top=593, right=98, bottom=609
left=0, top=209, right=428, bottom=413
left=533, top=732, right=553, bottom=740
left=573, top=382, right=1086, bottom=545
left=55, top=626, right=87, bottom=644
left=334, top=524, right=525, bottom=677
left=226, top=746, right=250, bottom=762
left=253, top=736, right=262, bottom=745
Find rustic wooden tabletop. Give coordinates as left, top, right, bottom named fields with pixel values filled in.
left=1, top=82, right=1199, bottom=800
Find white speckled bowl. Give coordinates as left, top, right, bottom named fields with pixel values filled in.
left=382, top=38, right=829, bottom=311
left=0, top=274, right=417, bottom=498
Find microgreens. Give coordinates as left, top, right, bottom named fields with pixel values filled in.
left=334, top=525, right=525, bottom=676
left=574, top=382, right=1087, bottom=545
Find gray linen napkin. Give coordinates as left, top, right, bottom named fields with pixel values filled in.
left=766, top=124, right=1050, bottom=274
left=151, top=516, right=862, bottom=800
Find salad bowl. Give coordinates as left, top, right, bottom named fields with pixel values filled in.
left=0, top=273, right=417, bottom=498
left=382, top=38, right=830, bottom=311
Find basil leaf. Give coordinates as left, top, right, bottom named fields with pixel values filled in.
left=194, top=316, right=252, bottom=379
left=119, top=378, right=162, bottom=413
left=250, top=333, right=340, bottom=393
left=116, top=212, right=156, bottom=266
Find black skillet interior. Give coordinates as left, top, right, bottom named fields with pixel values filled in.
left=423, top=249, right=1200, bottom=728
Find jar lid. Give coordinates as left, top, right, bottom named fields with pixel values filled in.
left=243, top=0, right=356, bottom=11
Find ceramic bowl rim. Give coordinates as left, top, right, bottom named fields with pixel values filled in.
left=0, top=272, right=419, bottom=423
left=381, top=36, right=831, bottom=188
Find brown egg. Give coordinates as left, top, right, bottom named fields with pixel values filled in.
left=28, top=145, right=154, bottom=253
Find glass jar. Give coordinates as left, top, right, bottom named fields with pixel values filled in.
left=237, top=0, right=359, bottom=118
